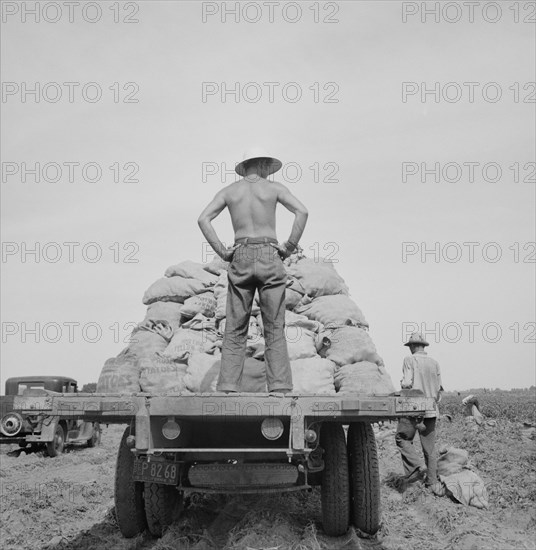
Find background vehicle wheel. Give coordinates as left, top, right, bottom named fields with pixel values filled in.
left=347, top=422, right=381, bottom=535
left=144, top=482, right=183, bottom=537
left=320, top=422, right=350, bottom=536
left=87, top=422, right=101, bottom=447
left=115, top=426, right=147, bottom=538
left=45, top=424, right=65, bottom=457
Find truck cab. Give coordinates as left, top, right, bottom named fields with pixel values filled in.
left=0, top=376, right=100, bottom=456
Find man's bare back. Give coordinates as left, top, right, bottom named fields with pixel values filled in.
left=225, top=177, right=282, bottom=240
left=198, top=171, right=308, bottom=260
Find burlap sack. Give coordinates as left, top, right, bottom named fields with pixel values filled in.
left=184, top=353, right=221, bottom=392
left=143, top=276, right=206, bottom=305
left=318, top=326, right=382, bottom=366
left=214, top=272, right=229, bottom=320
left=139, top=356, right=188, bottom=393
left=437, top=448, right=469, bottom=477
left=203, top=256, right=229, bottom=275
left=286, top=257, right=349, bottom=297
left=334, top=361, right=395, bottom=395
left=144, top=301, right=183, bottom=330
left=290, top=358, right=336, bottom=394
left=180, top=292, right=217, bottom=319
left=164, top=260, right=218, bottom=286
left=162, top=327, right=218, bottom=362
left=295, top=295, right=368, bottom=328
left=285, top=276, right=306, bottom=310
left=442, top=470, right=489, bottom=509
left=96, top=350, right=140, bottom=393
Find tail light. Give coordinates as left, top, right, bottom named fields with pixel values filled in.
left=261, top=418, right=284, bottom=440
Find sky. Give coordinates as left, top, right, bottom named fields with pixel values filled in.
left=1, top=1, right=535, bottom=391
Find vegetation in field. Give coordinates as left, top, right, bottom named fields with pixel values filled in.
left=440, top=388, right=536, bottom=423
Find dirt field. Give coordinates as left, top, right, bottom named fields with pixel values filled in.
left=1, top=410, right=534, bottom=550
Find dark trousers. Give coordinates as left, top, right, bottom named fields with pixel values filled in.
left=395, top=417, right=438, bottom=483
left=217, top=239, right=293, bottom=392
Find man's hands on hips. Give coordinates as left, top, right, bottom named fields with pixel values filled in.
left=220, top=244, right=240, bottom=261
left=270, top=242, right=293, bottom=260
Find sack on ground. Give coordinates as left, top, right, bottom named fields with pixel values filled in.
left=164, top=260, right=218, bottom=287
left=96, top=350, right=141, bottom=393
left=334, top=361, right=395, bottom=395
left=163, top=327, right=218, bottom=362
left=442, top=470, right=489, bottom=509
left=286, top=257, right=349, bottom=297
left=181, top=292, right=217, bottom=319
left=143, top=276, right=206, bottom=305
left=144, top=301, right=183, bottom=330
left=318, top=326, right=382, bottom=366
left=295, top=295, right=368, bottom=328
left=139, top=355, right=188, bottom=393
left=290, top=358, right=336, bottom=394
left=437, top=447, right=469, bottom=477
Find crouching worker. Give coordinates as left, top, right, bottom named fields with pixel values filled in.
left=197, top=147, right=308, bottom=393
left=395, top=332, right=445, bottom=496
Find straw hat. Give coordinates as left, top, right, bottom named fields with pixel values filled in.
left=404, top=332, right=429, bottom=347
left=235, top=147, right=282, bottom=176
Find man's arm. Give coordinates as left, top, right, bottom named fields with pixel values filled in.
left=276, top=184, right=308, bottom=253
left=400, top=357, right=414, bottom=389
left=197, top=190, right=237, bottom=260
left=436, top=363, right=444, bottom=402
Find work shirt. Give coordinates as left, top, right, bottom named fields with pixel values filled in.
left=401, top=351, right=443, bottom=418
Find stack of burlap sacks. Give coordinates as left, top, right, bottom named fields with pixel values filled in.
left=97, top=251, right=396, bottom=396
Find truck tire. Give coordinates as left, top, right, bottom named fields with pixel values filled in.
left=347, top=422, right=381, bottom=535
left=320, top=422, right=350, bottom=536
left=114, top=426, right=147, bottom=538
left=45, top=423, right=65, bottom=457
left=144, top=482, right=183, bottom=537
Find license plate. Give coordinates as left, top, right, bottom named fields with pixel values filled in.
left=133, top=458, right=179, bottom=485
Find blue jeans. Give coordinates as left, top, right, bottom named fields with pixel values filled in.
left=217, top=238, right=293, bottom=392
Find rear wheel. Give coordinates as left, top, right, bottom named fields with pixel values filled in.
left=320, top=422, right=350, bottom=536
left=347, top=422, right=381, bottom=534
left=144, top=482, right=183, bottom=537
left=46, top=424, right=65, bottom=457
left=115, top=426, right=147, bottom=538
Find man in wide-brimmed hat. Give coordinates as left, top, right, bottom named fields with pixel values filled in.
left=395, top=332, right=445, bottom=495
left=197, top=147, right=308, bottom=393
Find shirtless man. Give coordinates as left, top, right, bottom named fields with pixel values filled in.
left=197, top=148, right=308, bottom=393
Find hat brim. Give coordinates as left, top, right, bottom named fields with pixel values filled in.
left=235, top=156, right=282, bottom=177
left=404, top=341, right=429, bottom=347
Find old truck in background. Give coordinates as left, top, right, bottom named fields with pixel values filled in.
left=0, top=376, right=101, bottom=456
left=3, top=387, right=435, bottom=537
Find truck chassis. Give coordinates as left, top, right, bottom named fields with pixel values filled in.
left=6, top=390, right=434, bottom=538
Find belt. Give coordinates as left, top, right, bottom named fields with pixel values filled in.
left=234, top=237, right=278, bottom=245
